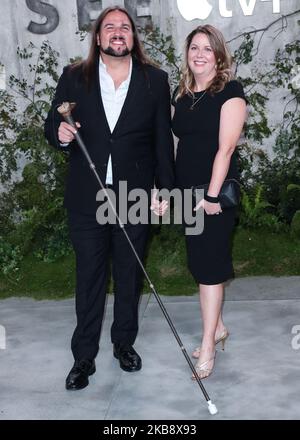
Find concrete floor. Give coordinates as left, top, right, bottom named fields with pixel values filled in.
left=0, top=276, right=299, bottom=420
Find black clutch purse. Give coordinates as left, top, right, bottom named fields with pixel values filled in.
left=192, top=179, right=241, bottom=209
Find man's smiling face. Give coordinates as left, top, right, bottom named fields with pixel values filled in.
left=98, top=10, right=134, bottom=58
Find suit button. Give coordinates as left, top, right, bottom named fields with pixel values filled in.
left=110, top=138, right=114, bottom=144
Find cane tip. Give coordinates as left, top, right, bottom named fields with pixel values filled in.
left=207, top=400, right=218, bottom=415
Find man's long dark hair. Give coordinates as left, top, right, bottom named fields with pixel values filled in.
left=74, top=6, right=154, bottom=84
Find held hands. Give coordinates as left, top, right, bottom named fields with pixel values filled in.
left=194, top=198, right=222, bottom=215
left=150, top=189, right=169, bottom=217
left=58, top=121, right=81, bottom=144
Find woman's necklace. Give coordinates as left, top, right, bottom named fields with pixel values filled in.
left=189, top=90, right=206, bottom=110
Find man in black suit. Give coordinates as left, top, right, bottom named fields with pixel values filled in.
left=44, top=6, right=174, bottom=390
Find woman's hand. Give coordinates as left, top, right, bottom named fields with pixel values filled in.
left=194, top=198, right=222, bottom=215
left=150, top=189, right=169, bottom=216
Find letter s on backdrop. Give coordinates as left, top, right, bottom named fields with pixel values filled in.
left=26, top=0, right=59, bottom=34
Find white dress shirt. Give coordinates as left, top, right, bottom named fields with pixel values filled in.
left=99, top=56, right=132, bottom=184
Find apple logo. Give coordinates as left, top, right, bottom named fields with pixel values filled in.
left=177, top=0, right=213, bottom=21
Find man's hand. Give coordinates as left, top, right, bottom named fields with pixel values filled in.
left=150, top=189, right=169, bottom=216
left=58, top=121, right=81, bottom=144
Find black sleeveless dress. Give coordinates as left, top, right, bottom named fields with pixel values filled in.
left=172, top=80, right=247, bottom=285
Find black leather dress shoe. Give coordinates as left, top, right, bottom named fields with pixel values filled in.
left=65, top=359, right=96, bottom=390
left=113, top=343, right=142, bottom=372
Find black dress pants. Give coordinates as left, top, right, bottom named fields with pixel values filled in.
left=68, top=210, right=149, bottom=360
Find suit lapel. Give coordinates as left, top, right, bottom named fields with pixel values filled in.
left=94, top=58, right=113, bottom=135
left=112, top=60, right=146, bottom=136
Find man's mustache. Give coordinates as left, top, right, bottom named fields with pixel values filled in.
left=110, top=36, right=126, bottom=43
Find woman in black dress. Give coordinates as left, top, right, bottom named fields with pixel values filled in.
left=172, top=25, right=247, bottom=379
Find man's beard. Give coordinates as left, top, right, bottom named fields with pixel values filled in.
left=101, top=37, right=132, bottom=58
left=101, top=46, right=131, bottom=57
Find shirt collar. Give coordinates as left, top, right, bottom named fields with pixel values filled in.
left=99, top=56, right=132, bottom=87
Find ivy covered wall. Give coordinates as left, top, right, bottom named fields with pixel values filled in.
left=0, top=0, right=299, bottom=155
left=0, top=1, right=299, bottom=280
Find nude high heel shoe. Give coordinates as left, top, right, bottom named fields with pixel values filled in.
left=192, top=329, right=229, bottom=359
left=191, top=349, right=216, bottom=380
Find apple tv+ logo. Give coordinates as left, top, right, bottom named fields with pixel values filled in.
left=176, top=0, right=281, bottom=21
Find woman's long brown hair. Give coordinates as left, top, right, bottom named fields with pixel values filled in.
left=176, top=25, right=233, bottom=100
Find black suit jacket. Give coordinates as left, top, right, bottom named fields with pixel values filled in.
left=44, top=57, right=175, bottom=214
